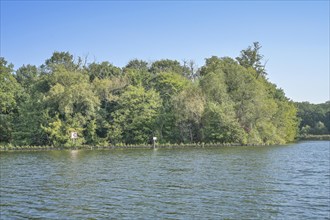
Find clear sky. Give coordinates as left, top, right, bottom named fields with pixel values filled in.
left=1, top=1, right=329, bottom=103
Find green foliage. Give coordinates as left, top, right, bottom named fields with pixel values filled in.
left=124, top=59, right=149, bottom=72
left=43, top=51, right=81, bottom=73
left=0, top=58, right=19, bottom=114
left=200, top=71, right=246, bottom=143
left=202, top=102, right=246, bottom=143
left=150, top=72, right=189, bottom=142
left=152, top=72, right=189, bottom=101
left=87, top=61, right=122, bottom=81
left=150, top=59, right=189, bottom=75
left=15, top=64, right=39, bottom=90
left=2, top=45, right=300, bottom=147
left=236, top=42, right=267, bottom=78
left=40, top=68, right=99, bottom=146
left=0, top=58, right=21, bottom=143
left=172, top=84, right=205, bottom=142
left=124, top=68, right=151, bottom=87
left=296, top=101, right=330, bottom=135
left=200, top=55, right=297, bottom=144
left=110, top=85, right=162, bottom=144
left=12, top=99, right=49, bottom=146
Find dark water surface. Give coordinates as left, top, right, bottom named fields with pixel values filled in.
left=1, top=141, right=329, bottom=219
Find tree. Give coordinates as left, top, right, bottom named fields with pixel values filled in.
left=12, top=97, right=49, bottom=146
left=183, top=60, right=200, bottom=81
left=123, top=59, right=150, bottom=87
left=313, top=121, right=328, bottom=135
left=41, top=66, right=100, bottom=146
left=91, top=76, right=128, bottom=142
left=200, top=55, right=298, bottom=144
left=15, top=64, right=39, bottom=90
left=110, top=85, right=162, bottom=144
left=296, top=101, right=330, bottom=135
left=152, top=72, right=189, bottom=101
left=87, top=61, right=122, bottom=81
left=43, top=51, right=80, bottom=73
left=124, top=68, right=151, bottom=88
left=200, top=70, right=246, bottom=143
left=202, top=102, right=245, bottom=143
left=172, top=84, right=205, bottom=142
left=236, top=42, right=267, bottom=78
left=124, top=59, right=149, bottom=72
left=150, top=59, right=188, bottom=75
left=0, top=47, right=300, bottom=147
left=0, top=58, right=21, bottom=143
left=151, top=72, right=189, bottom=142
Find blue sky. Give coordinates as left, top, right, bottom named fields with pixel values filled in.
left=1, top=1, right=329, bottom=103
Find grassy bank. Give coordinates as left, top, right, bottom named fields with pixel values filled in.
left=297, top=135, right=330, bottom=141
left=2, top=139, right=328, bottom=152
left=0, top=142, right=247, bottom=151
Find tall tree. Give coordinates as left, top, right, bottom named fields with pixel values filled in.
left=124, top=59, right=149, bottom=72
left=87, top=61, right=122, bottom=81
left=150, top=59, right=189, bottom=75
left=43, top=51, right=80, bottom=73
left=200, top=70, right=246, bottom=143
left=296, top=101, right=330, bottom=135
left=41, top=66, right=100, bottom=146
left=152, top=72, right=189, bottom=142
left=110, top=85, right=162, bottom=144
left=15, top=64, right=39, bottom=91
left=0, top=58, right=21, bottom=143
left=172, top=84, right=205, bottom=142
left=236, top=42, right=267, bottom=78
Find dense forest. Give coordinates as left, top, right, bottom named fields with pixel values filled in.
left=296, top=101, right=330, bottom=136
left=1, top=42, right=319, bottom=147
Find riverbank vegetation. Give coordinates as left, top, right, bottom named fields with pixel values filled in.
left=295, top=101, right=330, bottom=137
left=0, top=42, right=308, bottom=148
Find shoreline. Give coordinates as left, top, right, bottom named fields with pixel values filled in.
left=0, top=142, right=242, bottom=151
left=1, top=138, right=329, bottom=152
left=297, top=135, right=330, bottom=141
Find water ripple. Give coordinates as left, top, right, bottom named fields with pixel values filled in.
left=1, top=141, right=329, bottom=219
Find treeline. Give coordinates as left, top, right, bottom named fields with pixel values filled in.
left=0, top=42, right=298, bottom=147
left=296, top=101, right=330, bottom=136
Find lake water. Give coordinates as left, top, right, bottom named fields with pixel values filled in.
left=0, top=141, right=329, bottom=219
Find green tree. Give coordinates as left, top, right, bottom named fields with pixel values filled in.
left=313, top=121, right=328, bottom=135
left=150, top=59, right=189, bottom=75
left=123, top=59, right=151, bottom=87
left=15, top=64, right=39, bottom=91
left=42, top=51, right=80, bottom=73
left=0, top=58, right=21, bottom=143
left=152, top=72, right=189, bottom=142
left=200, top=70, right=246, bottom=143
left=41, top=66, right=100, bottom=146
left=91, top=77, right=128, bottom=142
left=296, top=101, right=330, bottom=135
left=172, top=84, right=205, bottom=142
left=124, top=59, right=149, bottom=72
left=87, top=61, right=122, bottom=81
left=202, top=102, right=245, bottom=143
left=236, top=42, right=267, bottom=78
left=124, top=68, right=151, bottom=87
left=0, top=46, right=301, bottom=147
left=200, top=55, right=298, bottom=144
left=12, top=98, right=49, bottom=146
left=110, top=85, right=162, bottom=144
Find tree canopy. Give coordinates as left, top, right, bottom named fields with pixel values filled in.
left=0, top=43, right=304, bottom=146
left=296, top=101, right=330, bottom=135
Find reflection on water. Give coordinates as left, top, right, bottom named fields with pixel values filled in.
left=0, top=141, right=329, bottom=219
left=69, top=150, right=79, bottom=160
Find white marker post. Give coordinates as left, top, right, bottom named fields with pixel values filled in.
left=71, top=132, right=78, bottom=147
left=153, top=136, right=157, bottom=149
